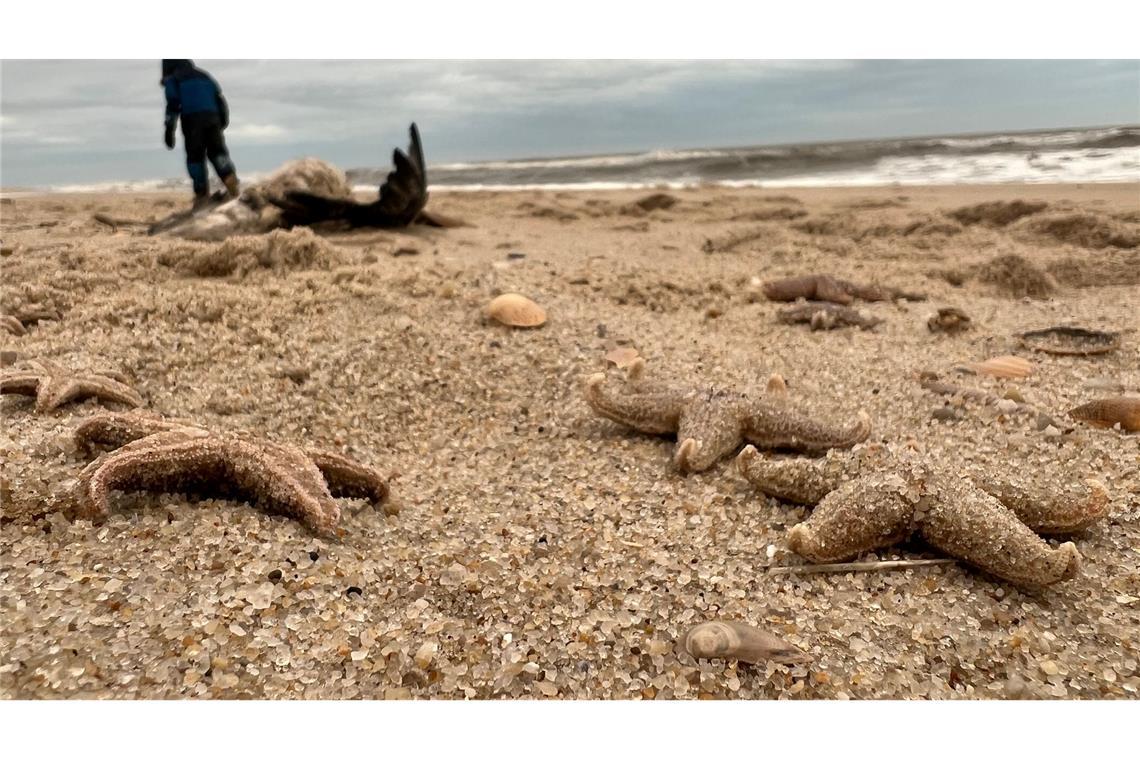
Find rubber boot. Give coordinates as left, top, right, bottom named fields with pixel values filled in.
left=191, top=193, right=212, bottom=211
left=222, top=174, right=240, bottom=199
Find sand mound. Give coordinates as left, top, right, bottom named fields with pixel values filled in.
left=1048, top=249, right=1140, bottom=287
left=974, top=253, right=1057, bottom=298
left=947, top=200, right=1048, bottom=227
left=158, top=227, right=348, bottom=278
left=1020, top=212, right=1140, bottom=249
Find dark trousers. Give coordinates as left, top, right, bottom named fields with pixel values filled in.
left=181, top=112, right=236, bottom=196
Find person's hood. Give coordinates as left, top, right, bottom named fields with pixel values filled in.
left=160, top=59, right=194, bottom=83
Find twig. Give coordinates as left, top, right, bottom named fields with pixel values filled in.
left=93, top=213, right=147, bottom=231
left=769, top=558, right=956, bottom=575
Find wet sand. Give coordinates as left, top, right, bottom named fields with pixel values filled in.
left=1, top=182, right=1138, bottom=699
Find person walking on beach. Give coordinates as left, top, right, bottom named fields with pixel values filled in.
left=161, top=59, right=240, bottom=209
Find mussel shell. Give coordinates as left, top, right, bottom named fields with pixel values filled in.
left=1017, top=326, right=1120, bottom=357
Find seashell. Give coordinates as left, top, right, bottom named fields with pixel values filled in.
left=1069, top=397, right=1140, bottom=432
left=682, top=620, right=811, bottom=665
left=766, top=372, right=788, bottom=397
left=604, top=347, right=640, bottom=368
left=969, top=355, right=1032, bottom=379
left=1017, top=326, right=1120, bottom=357
left=486, top=293, right=546, bottom=328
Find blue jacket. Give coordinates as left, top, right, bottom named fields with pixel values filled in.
left=164, top=64, right=229, bottom=128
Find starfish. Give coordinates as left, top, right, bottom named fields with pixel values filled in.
left=775, top=301, right=883, bottom=331
left=72, top=412, right=393, bottom=536
left=583, top=358, right=871, bottom=473
left=736, top=443, right=1110, bottom=586
left=762, top=274, right=925, bottom=305
left=0, top=359, right=143, bottom=413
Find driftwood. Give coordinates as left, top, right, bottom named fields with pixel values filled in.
left=763, top=274, right=926, bottom=304
left=93, top=213, right=148, bottom=232
left=268, top=124, right=428, bottom=229
left=776, top=301, right=883, bottom=330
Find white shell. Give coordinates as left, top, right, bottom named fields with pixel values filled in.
left=486, top=293, right=546, bottom=328
left=682, top=620, right=811, bottom=664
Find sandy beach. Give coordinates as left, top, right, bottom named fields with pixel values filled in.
left=1, top=181, right=1138, bottom=699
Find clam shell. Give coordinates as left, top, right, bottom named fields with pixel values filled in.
left=486, top=293, right=546, bottom=328
left=604, top=347, right=640, bottom=368
left=1069, top=397, right=1140, bottom=432
left=1017, top=326, right=1120, bottom=357
left=682, top=620, right=811, bottom=665
left=970, top=355, right=1032, bottom=379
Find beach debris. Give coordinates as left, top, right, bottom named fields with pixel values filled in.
left=1016, top=326, right=1120, bottom=356
left=583, top=357, right=870, bottom=473
left=486, top=293, right=547, bottom=328
left=72, top=412, right=392, bottom=536
left=1069, top=397, right=1140, bottom=432
left=604, top=347, right=641, bottom=368
left=150, top=124, right=433, bottom=241
left=769, top=558, right=956, bottom=575
left=622, top=193, right=678, bottom=215
left=776, top=301, right=883, bottom=331
left=968, top=355, right=1033, bottom=379
left=947, top=200, right=1048, bottom=227
left=391, top=246, right=420, bottom=257
left=737, top=444, right=1109, bottom=587
left=1, top=359, right=142, bottom=413
left=682, top=621, right=811, bottom=665
left=927, top=307, right=972, bottom=334
left=973, top=254, right=1057, bottom=298
left=2, top=315, right=26, bottom=336
left=762, top=274, right=925, bottom=304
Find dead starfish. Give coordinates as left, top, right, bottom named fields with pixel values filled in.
left=762, top=274, right=925, bottom=304
left=583, top=358, right=871, bottom=473
left=1, top=359, right=143, bottom=413
left=72, top=412, right=393, bottom=536
left=736, top=443, right=1109, bottom=586
left=776, top=301, right=883, bottom=331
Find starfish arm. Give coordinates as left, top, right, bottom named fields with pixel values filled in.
left=583, top=373, right=685, bottom=435
left=673, top=399, right=745, bottom=472
left=816, top=275, right=857, bottom=304
left=306, top=448, right=392, bottom=509
left=74, top=432, right=230, bottom=519
left=742, top=405, right=871, bottom=454
left=74, top=412, right=192, bottom=453
left=75, top=433, right=341, bottom=536
left=0, top=372, right=41, bottom=398
left=41, top=376, right=144, bottom=413
left=919, top=478, right=1081, bottom=586
left=785, top=475, right=916, bottom=562
left=973, top=475, right=1110, bottom=534
left=735, top=446, right=839, bottom=505
left=237, top=442, right=342, bottom=536
left=2, top=316, right=27, bottom=336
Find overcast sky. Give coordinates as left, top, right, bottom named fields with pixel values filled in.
left=1, top=59, right=1137, bottom=187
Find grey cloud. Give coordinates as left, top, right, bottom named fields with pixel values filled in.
left=1, top=59, right=1136, bottom=187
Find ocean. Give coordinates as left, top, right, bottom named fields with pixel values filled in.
left=41, top=125, right=1140, bottom=194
